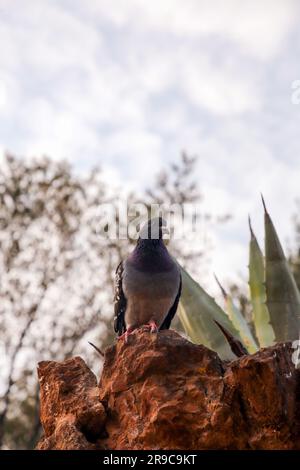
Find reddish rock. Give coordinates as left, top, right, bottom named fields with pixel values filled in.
left=36, top=356, right=106, bottom=450
left=36, top=330, right=300, bottom=450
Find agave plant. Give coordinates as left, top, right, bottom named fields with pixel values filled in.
left=178, top=198, right=300, bottom=359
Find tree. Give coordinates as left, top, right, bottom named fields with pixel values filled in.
left=0, top=155, right=112, bottom=448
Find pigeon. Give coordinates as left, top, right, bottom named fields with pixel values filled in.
left=114, top=217, right=182, bottom=342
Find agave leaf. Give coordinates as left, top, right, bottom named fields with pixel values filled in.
left=248, top=217, right=275, bottom=347
left=214, top=320, right=248, bottom=357
left=178, top=264, right=240, bottom=360
left=215, top=276, right=259, bottom=353
left=263, top=196, right=300, bottom=341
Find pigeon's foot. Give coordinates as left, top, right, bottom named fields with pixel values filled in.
left=118, top=327, right=134, bottom=344
left=143, top=320, right=158, bottom=334
left=150, top=321, right=158, bottom=333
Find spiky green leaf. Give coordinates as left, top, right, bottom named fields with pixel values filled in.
left=263, top=197, right=300, bottom=341
left=248, top=218, right=275, bottom=347
left=178, top=264, right=240, bottom=360
left=214, top=320, right=248, bottom=357
left=215, top=276, right=258, bottom=353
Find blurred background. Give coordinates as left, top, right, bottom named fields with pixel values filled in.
left=1, top=0, right=300, bottom=449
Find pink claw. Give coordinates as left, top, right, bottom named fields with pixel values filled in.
left=150, top=321, right=158, bottom=333
left=145, top=320, right=158, bottom=333
left=118, top=327, right=134, bottom=343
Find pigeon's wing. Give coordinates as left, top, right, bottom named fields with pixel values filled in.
left=160, top=273, right=182, bottom=330
left=114, top=261, right=127, bottom=336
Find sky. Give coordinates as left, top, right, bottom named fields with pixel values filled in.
left=1, top=0, right=300, bottom=294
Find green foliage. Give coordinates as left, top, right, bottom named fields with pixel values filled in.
left=179, top=199, right=300, bottom=355
left=263, top=198, right=300, bottom=342
left=178, top=265, right=240, bottom=360
left=214, top=276, right=258, bottom=354
left=248, top=217, right=275, bottom=347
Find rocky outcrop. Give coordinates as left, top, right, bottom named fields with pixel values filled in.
left=37, top=356, right=106, bottom=450
left=36, top=330, right=300, bottom=450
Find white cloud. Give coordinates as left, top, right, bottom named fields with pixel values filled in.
left=100, top=128, right=163, bottom=187
left=0, top=1, right=101, bottom=72
left=14, top=97, right=100, bottom=162
left=179, top=55, right=262, bottom=115
left=0, top=0, right=299, bottom=292
left=0, top=80, right=7, bottom=110
left=0, top=72, right=20, bottom=118
left=88, top=0, right=297, bottom=59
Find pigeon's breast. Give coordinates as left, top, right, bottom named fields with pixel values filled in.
left=123, top=260, right=180, bottom=328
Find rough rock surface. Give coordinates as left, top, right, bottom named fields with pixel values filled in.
left=37, top=330, right=300, bottom=450
left=37, top=357, right=106, bottom=450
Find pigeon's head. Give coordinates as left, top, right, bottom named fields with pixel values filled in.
left=139, top=216, right=169, bottom=241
